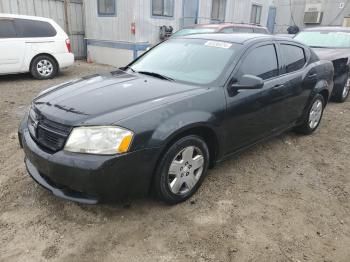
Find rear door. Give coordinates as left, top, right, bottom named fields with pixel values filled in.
left=0, top=18, right=25, bottom=74
left=274, top=42, right=309, bottom=125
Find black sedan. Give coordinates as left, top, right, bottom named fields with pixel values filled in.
left=18, top=34, right=334, bottom=204
left=295, top=27, right=350, bottom=102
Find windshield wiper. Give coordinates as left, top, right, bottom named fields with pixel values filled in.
left=137, top=71, right=174, bottom=81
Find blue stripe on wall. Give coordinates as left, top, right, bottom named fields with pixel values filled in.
left=86, top=39, right=150, bottom=59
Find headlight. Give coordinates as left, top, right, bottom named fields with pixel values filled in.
left=64, top=126, right=133, bottom=155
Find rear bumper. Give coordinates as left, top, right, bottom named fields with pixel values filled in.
left=19, top=123, right=160, bottom=204
left=54, top=52, right=74, bottom=69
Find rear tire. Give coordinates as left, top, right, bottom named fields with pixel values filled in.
left=153, top=135, right=210, bottom=204
left=332, top=75, right=350, bottom=103
left=30, top=55, right=58, bottom=80
left=294, top=94, right=325, bottom=135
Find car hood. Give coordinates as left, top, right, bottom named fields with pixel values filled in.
left=33, top=70, right=206, bottom=126
left=312, top=48, right=350, bottom=61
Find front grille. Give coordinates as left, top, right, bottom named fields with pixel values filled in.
left=28, top=107, right=71, bottom=152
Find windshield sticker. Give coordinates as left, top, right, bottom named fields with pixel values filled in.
left=204, top=41, right=232, bottom=49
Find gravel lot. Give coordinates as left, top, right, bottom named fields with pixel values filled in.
left=0, top=61, right=350, bottom=262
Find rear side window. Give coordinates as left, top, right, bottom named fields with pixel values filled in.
left=221, top=27, right=234, bottom=33
left=239, top=44, right=279, bottom=80
left=280, top=44, right=306, bottom=73
left=0, top=19, right=17, bottom=38
left=253, top=28, right=268, bottom=34
left=221, top=27, right=254, bottom=33
left=233, top=27, right=254, bottom=33
left=14, top=19, right=57, bottom=37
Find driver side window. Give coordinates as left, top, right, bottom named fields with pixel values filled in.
left=238, top=44, right=279, bottom=81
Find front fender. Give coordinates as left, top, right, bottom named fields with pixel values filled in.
left=147, top=110, right=219, bottom=148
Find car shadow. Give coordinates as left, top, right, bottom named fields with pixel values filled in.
left=0, top=73, right=33, bottom=82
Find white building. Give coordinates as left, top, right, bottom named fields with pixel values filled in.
left=273, top=0, right=350, bottom=33
left=84, top=0, right=275, bottom=67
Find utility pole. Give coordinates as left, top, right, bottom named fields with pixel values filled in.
left=64, top=0, right=70, bottom=35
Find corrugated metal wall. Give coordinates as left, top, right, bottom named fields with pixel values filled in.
left=0, top=0, right=85, bottom=58
left=84, top=0, right=273, bottom=46
left=225, top=0, right=272, bottom=24
left=84, top=0, right=136, bottom=43
left=136, top=0, right=182, bottom=44
left=273, top=0, right=350, bottom=33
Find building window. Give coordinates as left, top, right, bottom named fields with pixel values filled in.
left=250, top=4, right=262, bottom=24
left=152, top=0, right=174, bottom=17
left=211, top=0, right=226, bottom=21
left=98, top=0, right=116, bottom=16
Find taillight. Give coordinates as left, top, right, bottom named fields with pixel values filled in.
left=65, top=39, right=72, bottom=53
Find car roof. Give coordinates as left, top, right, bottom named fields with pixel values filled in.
left=180, top=33, right=296, bottom=44
left=0, top=13, right=53, bottom=23
left=185, top=23, right=268, bottom=30
left=303, top=26, right=350, bottom=32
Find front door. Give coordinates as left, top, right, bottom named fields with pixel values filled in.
left=182, top=0, right=199, bottom=28
left=223, top=43, right=286, bottom=152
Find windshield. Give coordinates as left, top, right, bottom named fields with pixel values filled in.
left=130, top=39, right=239, bottom=85
left=172, top=28, right=217, bottom=37
left=295, top=31, right=350, bottom=48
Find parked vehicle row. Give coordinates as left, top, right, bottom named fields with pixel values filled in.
left=171, top=23, right=270, bottom=37
left=0, top=14, right=74, bottom=79
left=294, top=27, right=350, bottom=102
left=18, top=34, right=334, bottom=204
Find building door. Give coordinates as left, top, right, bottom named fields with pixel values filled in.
left=267, top=6, right=277, bottom=33
left=182, top=0, right=199, bottom=28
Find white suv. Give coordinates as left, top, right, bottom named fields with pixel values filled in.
left=0, top=14, right=74, bottom=79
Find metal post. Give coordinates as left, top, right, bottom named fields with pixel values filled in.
left=64, top=0, right=70, bottom=35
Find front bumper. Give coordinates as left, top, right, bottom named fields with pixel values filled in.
left=19, top=123, right=160, bottom=204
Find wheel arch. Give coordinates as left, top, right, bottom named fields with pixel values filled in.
left=319, top=89, right=329, bottom=104
left=147, top=120, right=221, bottom=195
left=297, top=79, right=329, bottom=125
left=30, top=53, right=59, bottom=71
left=312, top=79, right=330, bottom=104
left=159, top=124, right=220, bottom=168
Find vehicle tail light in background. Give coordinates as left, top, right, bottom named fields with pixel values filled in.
left=65, top=39, right=72, bottom=53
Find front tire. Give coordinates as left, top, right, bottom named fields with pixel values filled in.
left=30, top=55, right=58, bottom=80
left=154, top=135, right=210, bottom=204
left=295, top=94, right=325, bottom=135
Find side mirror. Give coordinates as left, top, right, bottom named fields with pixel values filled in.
left=228, top=74, right=264, bottom=94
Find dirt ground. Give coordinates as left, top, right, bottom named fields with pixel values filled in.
left=0, top=61, right=349, bottom=262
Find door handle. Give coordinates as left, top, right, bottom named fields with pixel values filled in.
left=307, top=73, right=317, bottom=79
left=272, top=84, right=284, bottom=89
